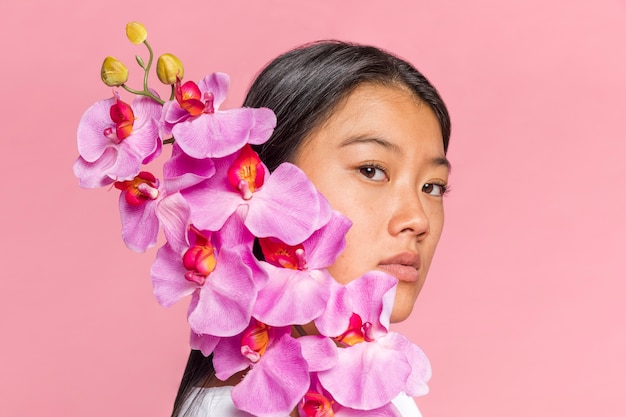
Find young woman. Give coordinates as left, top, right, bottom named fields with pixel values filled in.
left=172, top=40, right=451, bottom=417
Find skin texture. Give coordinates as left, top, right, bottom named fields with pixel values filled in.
left=293, top=83, right=449, bottom=323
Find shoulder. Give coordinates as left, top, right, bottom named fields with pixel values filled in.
left=392, top=392, right=424, bottom=417
left=181, top=387, right=423, bottom=417
left=179, top=386, right=254, bottom=417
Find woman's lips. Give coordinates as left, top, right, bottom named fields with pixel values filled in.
left=377, top=252, right=421, bottom=283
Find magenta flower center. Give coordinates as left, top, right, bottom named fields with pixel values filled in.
left=240, top=319, right=270, bottom=363
left=301, top=391, right=335, bottom=417
left=182, top=225, right=216, bottom=286
left=259, top=237, right=307, bottom=270
left=333, top=313, right=374, bottom=347
left=175, top=79, right=215, bottom=116
left=227, top=145, right=265, bottom=200
left=114, top=171, right=159, bottom=206
left=104, top=95, right=135, bottom=143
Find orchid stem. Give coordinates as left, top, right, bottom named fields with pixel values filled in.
left=121, top=84, right=165, bottom=105
left=294, top=325, right=308, bottom=337
left=169, top=84, right=176, bottom=101
left=142, top=40, right=154, bottom=94
left=119, top=41, right=165, bottom=105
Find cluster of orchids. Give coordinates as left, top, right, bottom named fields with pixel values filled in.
left=74, top=23, right=431, bottom=417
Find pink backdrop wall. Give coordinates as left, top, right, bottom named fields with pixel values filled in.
left=1, top=1, right=625, bottom=416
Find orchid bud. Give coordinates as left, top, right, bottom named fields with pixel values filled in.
left=125, top=22, right=147, bottom=44
left=156, top=53, right=184, bottom=84
left=101, top=56, right=129, bottom=87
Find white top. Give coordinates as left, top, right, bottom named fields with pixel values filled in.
left=180, top=386, right=423, bottom=416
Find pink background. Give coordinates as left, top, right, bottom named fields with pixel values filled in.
left=1, top=1, right=625, bottom=416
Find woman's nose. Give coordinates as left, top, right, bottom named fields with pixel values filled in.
left=388, top=192, right=430, bottom=240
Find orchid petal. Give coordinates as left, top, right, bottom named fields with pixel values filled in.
left=74, top=145, right=144, bottom=187
left=163, top=144, right=216, bottom=193
left=156, top=192, right=191, bottom=253
left=254, top=267, right=329, bottom=326
left=182, top=153, right=244, bottom=231
left=314, top=279, right=353, bottom=338
left=318, top=342, right=410, bottom=410
left=172, top=108, right=275, bottom=159
left=119, top=193, right=159, bottom=252
left=298, top=335, right=338, bottom=372
left=379, top=332, right=431, bottom=397
left=244, top=107, right=277, bottom=145
left=77, top=97, right=116, bottom=162
left=184, top=182, right=243, bottom=232
left=232, top=335, right=309, bottom=417
left=187, top=249, right=256, bottom=337
left=151, top=243, right=197, bottom=307
left=213, top=208, right=256, bottom=249
left=246, top=163, right=322, bottom=245
left=72, top=151, right=117, bottom=188
left=124, top=95, right=162, bottom=160
left=198, top=73, right=230, bottom=109
left=213, top=335, right=251, bottom=380
left=189, top=332, right=220, bottom=357
left=160, top=100, right=189, bottom=137
left=347, top=271, right=398, bottom=337
left=304, top=211, right=352, bottom=269
left=106, top=144, right=145, bottom=181
left=337, top=402, right=402, bottom=417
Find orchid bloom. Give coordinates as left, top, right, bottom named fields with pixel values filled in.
left=160, top=72, right=276, bottom=159
left=299, top=376, right=402, bottom=417
left=211, top=320, right=310, bottom=417
left=314, top=272, right=431, bottom=410
left=151, top=193, right=263, bottom=337
left=253, top=211, right=352, bottom=326
left=114, top=171, right=162, bottom=252
left=183, top=145, right=331, bottom=245
left=300, top=391, right=335, bottom=417
left=162, top=143, right=216, bottom=194
left=74, top=93, right=161, bottom=188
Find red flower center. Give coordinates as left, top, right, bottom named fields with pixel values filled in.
left=333, top=313, right=374, bottom=347
left=182, top=225, right=216, bottom=286
left=240, top=319, right=271, bottom=363
left=175, top=79, right=215, bottom=116
left=301, top=391, right=335, bottom=417
left=227, top=145, right=265, bottom=200
left=104, top=94, right=135, bottom=143
left=259, top=237, right=306, bottom=270
left=114, top=171, right=159, bottom=206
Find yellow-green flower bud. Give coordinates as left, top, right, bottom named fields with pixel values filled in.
left=126, top=22, right=148, bottom=44
left=101, top=56, right=129, bottom=87
left=156, top=53, right=184, bottom=85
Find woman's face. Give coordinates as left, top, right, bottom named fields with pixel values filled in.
left=293, top=83, right=449, bottom=323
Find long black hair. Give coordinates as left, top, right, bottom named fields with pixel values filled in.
left=171, top=40, right=451, bottom=417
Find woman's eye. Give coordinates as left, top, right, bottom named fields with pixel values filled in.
left=422, top=183, right=447, bottom=196
left=358, top=166, right=388, bottom=181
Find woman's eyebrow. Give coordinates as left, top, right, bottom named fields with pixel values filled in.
left=431, top=156, right=452, bottom=171
left=339, top=137, right=451, bottom=171
left=339, top=136, right=401, bottom=153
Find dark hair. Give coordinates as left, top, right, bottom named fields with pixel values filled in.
left=246, top=40, right=450, bottom=171
left=171, top=40, right=450, bottom=417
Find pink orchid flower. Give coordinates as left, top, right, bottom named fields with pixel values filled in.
left=161, top=72, right=276, bottom=159
left=183, top=145, right=331, bottom=245
left=74, top=93, right=161, bottom=188
left=253, top=211, right=352, bottom=326
left=299, top=375, right=401, bottom=417
left=211, top=319, right=310, bottom=417
left=162, top=143, right=216, bottom=194
left=315, top=272, right=431, bottom=410
left=151, top=193, right=264, bottom=337
left=114, top=171, right=162, bottom=252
